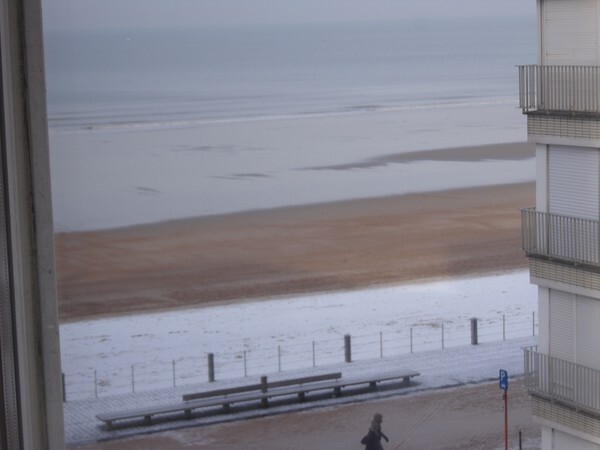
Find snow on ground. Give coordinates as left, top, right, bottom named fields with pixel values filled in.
left=64, top=334, right=537, bottom=444
left=60, top=270, right=537, bottom=400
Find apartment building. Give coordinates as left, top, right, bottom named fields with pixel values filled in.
left=519, top=0, right=600, bottom=448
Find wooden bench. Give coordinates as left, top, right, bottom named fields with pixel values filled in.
left=334, top=370, right=420, bottom=394
left=96, top=369, right=418, bottom=430
left=256, top=369, right=420, bottom=400
left=97, top=392, right=265, bottom=431
left=182, top=372, right=342, bottom=402
left=97, top=372, right=342, bottom=430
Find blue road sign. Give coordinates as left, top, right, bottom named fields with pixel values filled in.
left=499, top=369, right=508, bottom=391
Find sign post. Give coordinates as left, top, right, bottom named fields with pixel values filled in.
left=499, top=369, right=508, bottom=450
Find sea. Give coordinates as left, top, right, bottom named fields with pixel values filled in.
left=44, top=16, right=537, bottom=231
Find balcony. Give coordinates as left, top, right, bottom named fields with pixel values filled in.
left=524, top=346, right=600, bottom=416
left=518, top=65, right=600, bottom=114
left=521, top=207, right=600, bottom=267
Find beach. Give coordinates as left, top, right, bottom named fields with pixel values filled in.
left=47, top=17, right=535, bottom=324
left=55, top=177, right=534, bottom=323
left=47, top=17, right=541, bottom=448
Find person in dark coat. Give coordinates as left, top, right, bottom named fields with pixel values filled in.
left=364, top=412, right=389, bottom=450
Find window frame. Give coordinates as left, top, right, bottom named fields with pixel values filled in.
left=0, top=0, right=64, bottom=447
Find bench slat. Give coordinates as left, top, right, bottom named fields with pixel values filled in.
left=182, top=372, right=341, bottom=401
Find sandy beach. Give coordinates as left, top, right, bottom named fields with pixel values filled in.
left=55, top=178, right=534, bottom=323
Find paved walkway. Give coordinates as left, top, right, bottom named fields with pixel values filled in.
left=67, top=336, right=539, bottom=448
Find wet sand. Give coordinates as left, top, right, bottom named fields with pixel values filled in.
left=55, top=181, right=534, bottom=323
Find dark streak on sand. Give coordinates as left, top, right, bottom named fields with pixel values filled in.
left=301, top=141, right=535, bottom=171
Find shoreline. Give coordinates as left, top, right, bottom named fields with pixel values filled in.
left=56, top=141, right=534, bottom=235
left=55, top=181, right=534, bottom=323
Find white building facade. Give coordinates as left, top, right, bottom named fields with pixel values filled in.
left=520, top=0, right=600, bottom=448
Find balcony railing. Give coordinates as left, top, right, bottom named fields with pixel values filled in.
left=524, top=346, right=600, bottom=416
left=521, top=207, right=600, bottom=267
left=518, top=65, right=600, bottom=113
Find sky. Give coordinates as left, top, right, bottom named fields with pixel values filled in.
left=42, top=0, right=535, bottom=32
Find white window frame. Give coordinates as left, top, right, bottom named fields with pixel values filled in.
left=0, top=0, right=64, bottom=448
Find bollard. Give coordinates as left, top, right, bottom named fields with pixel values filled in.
left=260, top=375, right=268, bottom=392
left=471, top=317, right=478, bottom=345
left=208, top=353, right=215, bottom=382
left=260, top=375, right=269, bottom=408
left=344, top=334, right=352, bottom=363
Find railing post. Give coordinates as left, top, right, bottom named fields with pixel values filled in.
left=441, top=323, right=444, bottom=349
left=548, top=353, right=554, bottom=398
left=523, top=348, right=529, bottom=388
left=208, top=353, right=215, bottom=382
left=344, top=334, right=352, bottom=363
left=62, top=373, right=66, bottom=403
left=471, top=318, right=478, bottom=345
left=278, top=345, right=281, bottom=372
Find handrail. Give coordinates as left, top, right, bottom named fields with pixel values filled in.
left=524, top=346, right=600, bottom=415
left=518, top=65, right=600, bottom=113
left=521, top=207, right=600, bottom=266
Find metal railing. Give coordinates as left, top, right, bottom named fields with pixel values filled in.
left=524, top=346, right=600, bottom=416
left=521, top=207, right=600, bottom=266
left=518, top=65, right=600, bottom=113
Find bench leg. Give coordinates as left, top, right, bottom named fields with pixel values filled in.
left=298, top=392, right=305, bottom=402
left=403, top=376, right=410, bottom=386
left=333, top=387, right=341, bottom=397
left=369, top=381, right=377, bottom=390
left=184, top=409, right=192, bottom=420
left=261, top=398, right=269, bottom=408
left=105, top=420, right=114, bottom=431
left=223, top=403, right=231, bottom=413
left=144, top=415, right=152, bottom=426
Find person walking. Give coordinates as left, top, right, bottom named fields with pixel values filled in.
left=363, top=412, right=389, bottom=450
